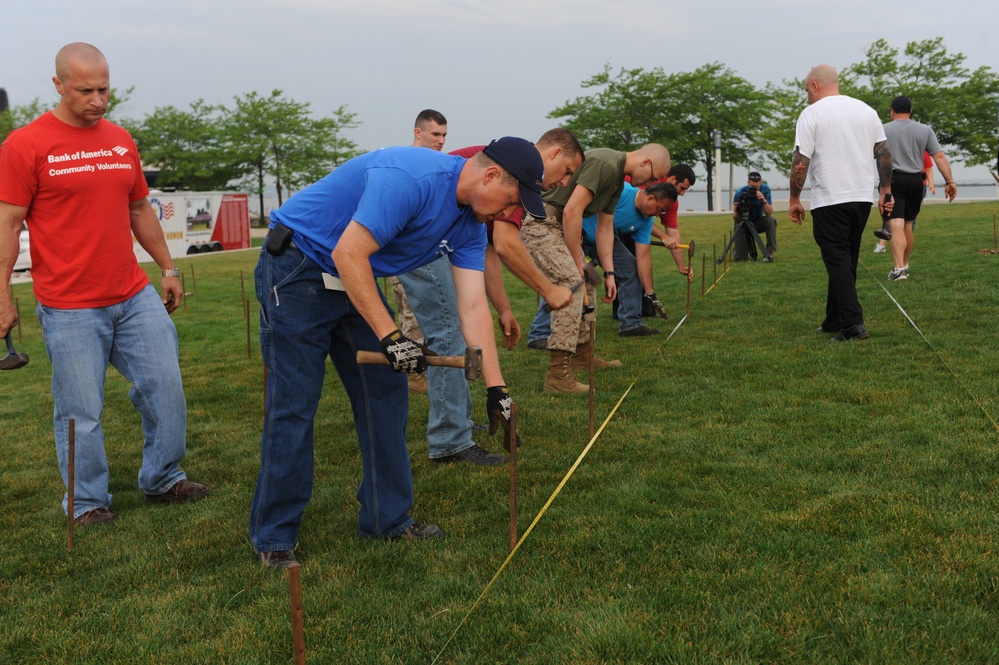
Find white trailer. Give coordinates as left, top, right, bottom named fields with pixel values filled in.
left=136, top=191, right=251, bottom=262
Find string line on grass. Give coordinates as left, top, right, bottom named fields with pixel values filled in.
left=431, top=382, right=636, bottom=665
left=432, top=255, right=719, bottom=662
left=866, top=266, right=999, bottom=434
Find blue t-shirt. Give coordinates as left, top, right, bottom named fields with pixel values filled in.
left=581, top=183, right=653, bottom=246
left=270, top=146, right=487, bottom=277
left=732, top=183, right=773, bottom=221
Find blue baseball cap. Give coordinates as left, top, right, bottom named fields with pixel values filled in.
left=482, top=137, right=546, bottom=219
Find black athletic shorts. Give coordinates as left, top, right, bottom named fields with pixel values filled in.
left=890, top=170, right=925, bottom=222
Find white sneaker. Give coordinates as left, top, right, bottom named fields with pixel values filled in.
left=902, top=264, right=909, bottom=276
left=888, top=268, right=907, bottom=281
left=873, top=243, right=886, bottom=254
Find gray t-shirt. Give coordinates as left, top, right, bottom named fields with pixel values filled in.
left=883, top=119, right=941, bottom=173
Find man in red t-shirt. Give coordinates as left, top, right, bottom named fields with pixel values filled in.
left=0, top=42, right=209, bottom=526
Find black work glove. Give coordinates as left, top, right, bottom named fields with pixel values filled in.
left=487, top=385, right=521, bottom=450
left=379, top=330, right=427, bottom=374
left=644, top=291, right=669, bottom=320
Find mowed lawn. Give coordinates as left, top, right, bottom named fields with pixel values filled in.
left=1, top=200, right=997, bottom=664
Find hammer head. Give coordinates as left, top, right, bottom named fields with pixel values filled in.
left=582, top=262, right=601, bottom=286
left=464, top=346, right=483, bottom=381
left=0, top=351, right=29, bottom=370
left=687, top=239, right=696, bottom=260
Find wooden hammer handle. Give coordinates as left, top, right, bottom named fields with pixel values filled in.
left=356, top=350, right=465, bottom=368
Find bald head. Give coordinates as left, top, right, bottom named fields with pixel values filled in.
left=627, top=143, right=671, bottom=186
left=52, top=42, right=110, bottom=128
left=55, top=42, right=107, bottom=80
left=804, top=64, right=839, bottom=103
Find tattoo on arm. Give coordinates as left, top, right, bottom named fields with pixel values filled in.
left=874, top=140, right=892, bottom=188
left=789, top=149, right=810, bottom=198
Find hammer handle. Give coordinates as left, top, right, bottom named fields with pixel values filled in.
left=356, top=350, right=465, bottom=368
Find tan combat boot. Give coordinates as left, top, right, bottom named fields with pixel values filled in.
left=571, top=340, right=622, bottom=371
left=544, top=350, right=589, bottom=394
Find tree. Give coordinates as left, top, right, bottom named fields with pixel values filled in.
left=130, top=100, right=242, bottom=191
left=548, top=63, right=768, bottom=210
left=221, top=90, right=362, bottom=218
left=842, top=38, right=999, bottom=167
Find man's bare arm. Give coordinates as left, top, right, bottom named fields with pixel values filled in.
left=873, top=140, right=892, bottom=189
left=332, top=221, right=398, bottom=340
left=0, top=202, right=29, bottom=335
left=789, top=148, right=810, bottom=199
left=788, top=149, right=810, bottom=225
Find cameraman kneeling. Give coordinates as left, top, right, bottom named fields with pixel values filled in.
left=732, top=172, right=777, bottom=261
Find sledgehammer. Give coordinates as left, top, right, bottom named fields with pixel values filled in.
left=356, top=346, right=483, bottom=381
left=1, top=331, right=29, bottom=370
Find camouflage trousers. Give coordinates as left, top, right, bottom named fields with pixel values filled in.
left=388, top=276, right=423, bottom=343
left=520, top=203, right=595, bottom=353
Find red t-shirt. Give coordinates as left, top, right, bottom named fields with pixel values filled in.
left=449, top=145, right=525, bottom=241
left=0, top=112, right=150, bottom=308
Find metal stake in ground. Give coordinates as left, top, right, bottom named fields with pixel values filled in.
left=507, top=402, right=518, bottom=552
left=67, top=418, right=75, bottom=550
left=1, top=331, right=29, bottom=370
left=287, top=562, right=306, bottom=665
left=584, top=287, right=595, bottom=440
left=701, top=254, right=706, bottom=298
left=685, top=240, right=696, bottom=316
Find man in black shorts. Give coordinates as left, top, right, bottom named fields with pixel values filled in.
left=882, top=96, right=958, bottom=281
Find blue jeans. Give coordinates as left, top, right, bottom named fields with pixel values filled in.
left=397, top=256, right=474, bottom=459
left=527, top=236, right=643, bottom=340
left=249, top=246, right=415, bottom=550
left=37, top=284, right=188, bottom=518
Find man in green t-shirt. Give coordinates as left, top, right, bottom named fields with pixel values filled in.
left=521, top=144, right=671, bottom=393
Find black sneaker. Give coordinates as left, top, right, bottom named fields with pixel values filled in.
left=620, top=324, right=661, bottom=337
left=527, top=338, right=548, bottom=350
left=392, top=522, right=446, bottom=541
left=257, top=549, right=298, bottom=569
left=832, top=324, right=870, bottom=342
left=432, top=443, right=505, bottom=466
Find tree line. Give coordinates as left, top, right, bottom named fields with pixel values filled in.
left=2, top=38, right=996, bottom=212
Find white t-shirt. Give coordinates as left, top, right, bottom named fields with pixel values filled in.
left=794, top=95, right=886, bottom=209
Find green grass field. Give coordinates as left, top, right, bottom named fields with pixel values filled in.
left=2, top=201, right=998, bottom=664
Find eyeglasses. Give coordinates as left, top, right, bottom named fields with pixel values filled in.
left=649, top=160, right=656, bottom=183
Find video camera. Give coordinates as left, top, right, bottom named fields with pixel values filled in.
left=736, top=186, right=758, bottom=211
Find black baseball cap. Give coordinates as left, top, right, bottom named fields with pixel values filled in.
left=748, top=171, right=762, bottom=182
left=482, top=137, right=546, bottom=219
left=890, top=96, right=912, bottom=114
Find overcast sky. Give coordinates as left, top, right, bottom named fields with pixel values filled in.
left=3, top=0, right=996, bottom=187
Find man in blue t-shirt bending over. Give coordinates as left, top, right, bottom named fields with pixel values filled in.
left=249, top=137, right=544, bottom=568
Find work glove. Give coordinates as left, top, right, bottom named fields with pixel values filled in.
left=644, top=291, right=669, bottom=320
left=379, top=330, right=428, bottom=374
left=487, top=385, right=521, bottom=450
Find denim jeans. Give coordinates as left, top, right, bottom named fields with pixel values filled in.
left=528, top=236, right=642, bottom=339
left=397, top=255, right=474, bottom=459
left=249, top=246, right=415, bottom=550
left=37, top=284, right=188, bottom=518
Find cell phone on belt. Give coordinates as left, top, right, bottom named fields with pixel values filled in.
left=881, top=193, right=892, bottom=221
left=265, top=223, right=294, bottom=255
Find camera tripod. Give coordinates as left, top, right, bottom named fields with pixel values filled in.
left=717, top=206, right=772, bottom=264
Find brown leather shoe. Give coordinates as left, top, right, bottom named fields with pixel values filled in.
left=75, top=507, right=118, bottom=525
left=145, top=479, right=210, bottom=504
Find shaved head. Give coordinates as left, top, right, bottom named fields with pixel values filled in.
left=55, top=42, right=107, bottom=80
left=640, top=143, right=671, bottom=173
left=804, top=64, right=840, bottom=103
left=52, top=42, right=110, bottom=127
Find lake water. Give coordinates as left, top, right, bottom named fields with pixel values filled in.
left=250, top=182, right=999, bottom=217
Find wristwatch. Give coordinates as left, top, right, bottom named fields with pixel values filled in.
left=162, top=269, right=181, bottom=278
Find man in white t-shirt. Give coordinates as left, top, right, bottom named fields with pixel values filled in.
left=788, top=64, right=893, bottom=342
